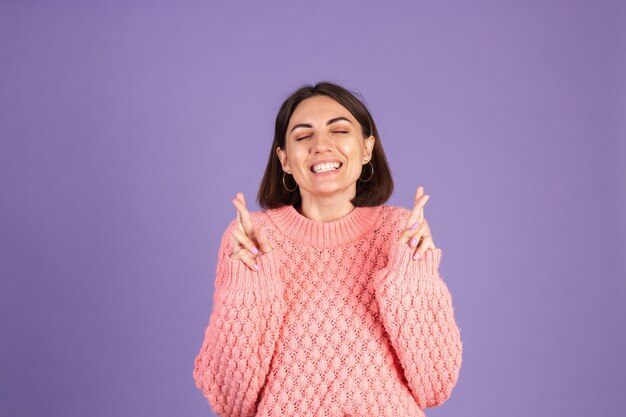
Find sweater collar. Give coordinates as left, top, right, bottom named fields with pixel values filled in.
left=265, top=204, right=383, bottom=248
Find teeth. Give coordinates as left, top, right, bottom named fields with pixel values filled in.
left=312, top=162, right=341, bottom=173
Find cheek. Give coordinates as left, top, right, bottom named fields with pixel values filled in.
left=286, top=148, right=308, bottom=171
left=293, top=148, right=309, bottom=163
left=342, top=141, right=364, bottom=161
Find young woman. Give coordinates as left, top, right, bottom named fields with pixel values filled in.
left=193, top=81, right=463, bottom=417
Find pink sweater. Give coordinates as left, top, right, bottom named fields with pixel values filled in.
left=193, top=204, right=463, bottom=417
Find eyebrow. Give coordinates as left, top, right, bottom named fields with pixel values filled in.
left=290, top=117, right=353, bottom=134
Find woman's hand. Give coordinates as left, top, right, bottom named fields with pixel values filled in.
left=229, top=192, right=273, bottom=271
left=397, top=185, right=437, bottom=260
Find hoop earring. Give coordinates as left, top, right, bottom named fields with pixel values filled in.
left=282, top=171, right=298, bottom=192
left=359, top=161, right=374, bottom=182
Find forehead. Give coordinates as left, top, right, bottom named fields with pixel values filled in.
left=288, top=96, right=354, bottom=125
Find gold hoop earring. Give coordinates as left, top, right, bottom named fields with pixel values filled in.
left=282, top=171, right=298, bottom=192
left=359, top=161, right=374, bottom=182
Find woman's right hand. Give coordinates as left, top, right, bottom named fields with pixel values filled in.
left=229, top=192, right=273, bottom=271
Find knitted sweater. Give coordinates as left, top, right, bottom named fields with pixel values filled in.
left=193, top=204, right=463, bottom=417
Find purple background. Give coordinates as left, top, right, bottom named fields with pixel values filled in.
left=1, top=1, right=624, bottom=416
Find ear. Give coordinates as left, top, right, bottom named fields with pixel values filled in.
left=276, top=147, right=290, bottom=172
left=363, top=135, right=375, bottom=163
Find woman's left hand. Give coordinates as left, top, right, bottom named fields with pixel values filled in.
left=397, top=185, right=437, bottom=260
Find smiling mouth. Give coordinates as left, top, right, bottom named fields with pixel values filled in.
left=311, top=162, right=343, bottom=174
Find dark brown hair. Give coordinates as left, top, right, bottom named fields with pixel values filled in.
left=257, top=81, right=394, bottom=209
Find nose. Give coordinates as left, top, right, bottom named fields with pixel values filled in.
left=312, top=132, right=333, bottom=153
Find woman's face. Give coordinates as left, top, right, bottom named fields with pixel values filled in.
left=276, top=95, right=375, bottom=203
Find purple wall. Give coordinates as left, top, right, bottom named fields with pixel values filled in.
left=1, top=1, right=624, bottom=416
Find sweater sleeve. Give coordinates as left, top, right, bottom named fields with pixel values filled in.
left=193, top=219, right=286, bottom=417
left=373, top=241, right=463, bottom=409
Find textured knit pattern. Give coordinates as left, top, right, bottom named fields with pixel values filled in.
left=193, top=204, right=462, bottom=417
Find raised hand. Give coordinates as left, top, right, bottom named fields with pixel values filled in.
left=397, top=185, right=437, bottom=260
left=229, top=192, right=273, bottom=271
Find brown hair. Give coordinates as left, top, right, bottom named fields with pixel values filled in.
left=257, top=81, right=394, bottom=209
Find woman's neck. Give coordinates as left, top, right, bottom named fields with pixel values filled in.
left=297, top=194, right=355, bottom=223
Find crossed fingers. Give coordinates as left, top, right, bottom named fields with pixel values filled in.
left=397, top=185, right=436, bottom=260
left=230, top=192, right=273, bottom=271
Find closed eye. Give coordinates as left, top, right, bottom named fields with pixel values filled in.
left=296, top=131, right=347, bottom=141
